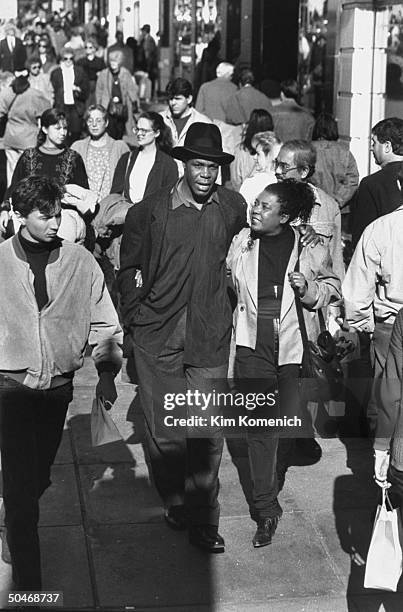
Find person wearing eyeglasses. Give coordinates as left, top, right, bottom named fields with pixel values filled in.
left=274, top=140, right=344, bottom=463
left=27, top=55, right=54, bottom=104
left=72, top=104, right=129, bottom=203
left=76, top=38, right=105, bottom=107
left=275, top=140, right=344, bottom=284
left=110, top=111, right=178, bottom=205
left=50, top=47, right=90, bottom=144
left=36, top=36, right=57, bottom=74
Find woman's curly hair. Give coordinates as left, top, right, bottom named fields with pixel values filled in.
left=247, top=179, right=316, bottom=249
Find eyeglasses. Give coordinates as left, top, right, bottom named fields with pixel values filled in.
left=134, top=127, right=154, bottom=134
left=274, top=159, right=299, bottom=174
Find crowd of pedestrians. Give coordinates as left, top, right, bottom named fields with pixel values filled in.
left=1, top=7, right=403, bottom=604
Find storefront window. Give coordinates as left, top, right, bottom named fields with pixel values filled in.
left=385, top=4, right=403, bottom=118
left=172, top=0, right=222, bottom=86
left=298, top=0, right=339, bottom=116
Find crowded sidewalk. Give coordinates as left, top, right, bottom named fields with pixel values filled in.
left=0, top=356, right=396, bottom=612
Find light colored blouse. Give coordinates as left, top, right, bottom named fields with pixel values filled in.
left=129, top=149, right=156, bottom=204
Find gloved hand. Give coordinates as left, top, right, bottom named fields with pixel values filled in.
left=374, top=449, right=391, bottom=488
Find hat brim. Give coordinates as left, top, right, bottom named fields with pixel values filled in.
left=171, top=145, right=234, bottom=165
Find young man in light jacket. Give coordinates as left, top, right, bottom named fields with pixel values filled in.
left=0, top=176, right=122, bottom=590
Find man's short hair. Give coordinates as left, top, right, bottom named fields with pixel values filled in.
left=216, top=62, right=234, bottom=79
left=239, top=68, right=254, bottom=87
left=166, top=77, right=192, bottom=99
left=141, top=24, right=151, bottom=33
left=280, top=79, right=299, bottom=101
left=11, top=176, right=63, bottom=218
left=280, top=140, right=317, bottom=178
left=372, top=117, right=403, bottom=155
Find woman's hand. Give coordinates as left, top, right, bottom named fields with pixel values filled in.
left=288, top=271, right=308, bottom=297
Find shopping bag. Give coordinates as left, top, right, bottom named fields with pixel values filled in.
left=90, top=397, right=122, bottom=446
left=364, top=488, right=403, bottom=591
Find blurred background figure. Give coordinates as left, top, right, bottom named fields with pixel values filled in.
left=96, top=50, right=139, bottom=141
left=47, top=14, right=67, bottom=59
left=27, top=55, right=54, bottom=104
left=77, top=38, right=105, bottom=107
left=137, top=25, right=158, bottom=101
left=271, top=79, right=315, bottom=143
left=195, top=62, right=237, bottom=122
left=50, top=47, right=89, bottom=144
left=107, top=31, right=133, bottom=75
left=22, top=30, right=37, bottom=64
left=225, top=68, right=273, bottom=126
left=0, top=73, right=49, bottom=186
left=310, top=113, right=359, bottom=234
left=37, top=35, right=57, bottom=74
left=0, top=22, right=27, bottom=73
left=230, top=108, right=274, bottom=191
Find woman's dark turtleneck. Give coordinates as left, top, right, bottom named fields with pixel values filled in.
left=18, top=230, right=61, bottom=310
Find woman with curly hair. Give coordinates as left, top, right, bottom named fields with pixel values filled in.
left=110, top=111, right=178, bottom=204
left=226, top=179, right=341, bottom=549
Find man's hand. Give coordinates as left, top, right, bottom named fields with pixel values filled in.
left=288, top=271, right=307, bottom=297
left=299, top=224, right=322, bottom=247
left=374, top=449, right=391, bottom=488
left=96, top=371, right=117, bottom=410
left=0, top=210, right=10, bottom=233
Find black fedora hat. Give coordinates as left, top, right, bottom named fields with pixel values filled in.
left=171, top=123, right=234, bottom=165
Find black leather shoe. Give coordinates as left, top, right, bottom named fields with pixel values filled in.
left=189, top=525, right=225, bottom=553
left=164, top=505, right=187, bottom=531
left=252, top=516, right=280, bottom=548
left=295, top=438, right=322, bottom=460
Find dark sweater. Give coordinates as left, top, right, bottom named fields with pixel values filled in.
left=18, top=231, right=62, bottom=310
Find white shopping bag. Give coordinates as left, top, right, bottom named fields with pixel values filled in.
left=90, top=398, right=122, bottom=446
left=364, top=488, right=403, bottom=591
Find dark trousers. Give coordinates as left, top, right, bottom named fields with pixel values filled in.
left=63, top=104, right=82, bottom=144
left=133, top=311, right=226, bottom=526
left=234, top=313, right=301, bottom=520
left=0, top=375, right=72, bottom=590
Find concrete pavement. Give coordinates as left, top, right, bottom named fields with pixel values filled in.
left=0, top=357, right=401, bottom=611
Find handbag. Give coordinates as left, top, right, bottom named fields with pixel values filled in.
left=90, top=397, right=122, bottom=446
left=107, top=99, right=128, bottom=121
left=294, top=243, right=344, bottom=403
left=364, top=488, right=403, bottom=591
left=0, top=93, right=17, bottom=138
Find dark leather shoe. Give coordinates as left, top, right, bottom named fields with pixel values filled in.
left=189, top=525, right=225, bottom=553
left=164, top=505, right=187, bottom=531
left=252, top=516, right=280, bottom=548
left=295, top=438, right=322, bottom=460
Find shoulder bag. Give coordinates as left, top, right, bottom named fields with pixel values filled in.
left=0, top=93, right=18, bottom=138
left=294, top=242, right=344, bottom=403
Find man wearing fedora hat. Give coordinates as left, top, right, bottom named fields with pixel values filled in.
left=119, top=122, right=246, bottom=553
